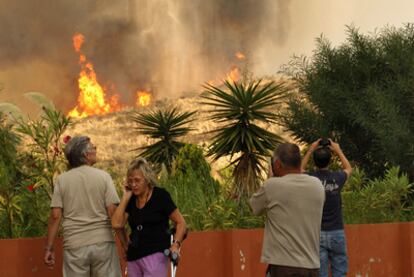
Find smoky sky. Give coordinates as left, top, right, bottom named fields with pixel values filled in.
left=0, top=0, right=291, bottom=113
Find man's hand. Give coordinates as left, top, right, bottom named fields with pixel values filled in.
left=44, top=249, right=55, bottom=267
left=328, top=139, right=341, bottom=154
left=328, top=139, right=353, bottom=177
left=310, top=139, right=322, bottom=152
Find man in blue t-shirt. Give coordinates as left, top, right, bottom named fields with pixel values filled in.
left=302, top=139, right=352, bottom=277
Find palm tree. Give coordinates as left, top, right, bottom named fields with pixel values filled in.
left=131, top=107, right=196, bottom=173
left=201, top=79, right=286, bottom=199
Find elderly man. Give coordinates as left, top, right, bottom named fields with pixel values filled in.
left=44, top=136, right=122, bottom=277
left=250, top=143, right=325, bottom=277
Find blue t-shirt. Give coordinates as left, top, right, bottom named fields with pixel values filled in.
left=308, top=170, right=347, bottom=231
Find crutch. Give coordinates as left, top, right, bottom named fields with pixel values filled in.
left=164, top=236, right=179, bottom=277
left=163, top=228, right=188, bottom=277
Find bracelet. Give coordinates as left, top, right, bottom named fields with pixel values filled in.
left=44, top=245, right=54, bottom=251
left=173, top=240, right=181, bottom=247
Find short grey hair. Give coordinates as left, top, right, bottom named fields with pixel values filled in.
left=64, top=136, right=92, bottom=168
left=273, top=143, right=302, bottom=169
left=127, top=158, right=157, bottom=188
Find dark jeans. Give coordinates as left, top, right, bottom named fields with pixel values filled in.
left=266, top=265, right=319, bottom=277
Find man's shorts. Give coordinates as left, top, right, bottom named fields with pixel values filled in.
left=63, top=241, right=121, bottom=277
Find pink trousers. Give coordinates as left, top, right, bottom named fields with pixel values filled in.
left=127, top=252, right=168, bottom=277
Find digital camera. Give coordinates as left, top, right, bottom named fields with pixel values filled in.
left=319, top=138, right=331, bottom=147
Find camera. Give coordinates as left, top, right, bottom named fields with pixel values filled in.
left=319, top=138, right=331, bottom=147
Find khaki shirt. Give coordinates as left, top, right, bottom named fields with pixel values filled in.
left=51, top=165, right=120, bottom=249
left=250, top=173, right=325, bottom=269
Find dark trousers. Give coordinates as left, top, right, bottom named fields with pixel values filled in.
left=266, top=264, right=319, bottom=277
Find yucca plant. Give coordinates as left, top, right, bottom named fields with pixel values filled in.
left=201, top=79, right=287, bottom=199
left=131, top=107, right=196, bottom=173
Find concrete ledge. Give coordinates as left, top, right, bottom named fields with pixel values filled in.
left=1, top=222, right=413, bottom=276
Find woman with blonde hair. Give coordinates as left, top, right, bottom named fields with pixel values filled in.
left=112, top=158, right=186, bottom=277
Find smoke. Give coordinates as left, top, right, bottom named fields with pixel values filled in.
left=0, top=0, right=292, bottom=113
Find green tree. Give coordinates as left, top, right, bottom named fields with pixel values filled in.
left=201, top=80, right=286, bottom=199
left=131, top=107, right=196, bottom=173
left=16, top=107, right=72, bottom=199
left=282, top=24, right=414, bottom=176
left=0, top=112, right=23, bottom=238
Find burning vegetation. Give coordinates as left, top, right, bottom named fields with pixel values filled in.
left=67, top=33, right=246, bottom=119
left=68, top=33, right=152, bottom=119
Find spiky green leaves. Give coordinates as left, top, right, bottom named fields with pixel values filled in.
left=202, top=80, right=286, bottom=160
left=131, top=107, right=196, bottom=172
left=201, top=80, right=286, bottom=197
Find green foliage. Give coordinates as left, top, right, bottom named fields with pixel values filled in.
left=0, top=112, right=23, bottom=238
left=174, top=144, right=210, bottom=176
left=172, top=144, right=220, bottom=197
left=131, top=107, right=196, bottom=173
left=282, top=24, right=414, bottom=177
left=16, top=108, right=72, bottom=199
left=0, top=106, right=72, bottom=238
left=0, top=103, right=24, bottom=120
left=343, top=166, right=413, bottom=223
left=160, top=144, right=263, bottom=231
left=201, top=79, right=286, bottom=198
left=24, top=92, right=55, bottom=111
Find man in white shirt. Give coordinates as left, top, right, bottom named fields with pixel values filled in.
left=44, top=136, right=122, bottom=277
left=250, top=143, right=325, bottom=277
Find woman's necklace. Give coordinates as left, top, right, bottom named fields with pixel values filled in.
left=136, top=188, right=152, bottom=232
left=137, top=187, right=152, bottom=209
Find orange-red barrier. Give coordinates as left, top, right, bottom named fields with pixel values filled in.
left=1, top=222, right=413, bottom=277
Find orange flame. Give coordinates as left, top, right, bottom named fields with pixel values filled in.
left=226, top=66, right=241, bottom=83
left=73, top=34, right=84, bottom=52
left=235, top=51, right=245, bottom=60
left=68, top=33, right=122, bottom=118
left=136, top=91, right=151, bottom=107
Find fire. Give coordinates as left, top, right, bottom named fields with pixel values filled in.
left=226, top=66, right=241, bottom=83
left=68, top=33, right=121, bottom=118
left=207, top=52, right=245, bottom=86
left=73, top=34, right=84, bottom=52
left=235, top=51, right=245, bottom=60
left=136, top=91, right=151, bottom=107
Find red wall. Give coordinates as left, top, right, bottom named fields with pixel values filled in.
left=1, top=222, right=413, bottom=277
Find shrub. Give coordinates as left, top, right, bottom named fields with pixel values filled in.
left=0, top=108, right=72, bottom=238
left=160, top=144, right=263, bottom=230
left=343, top=166, right=413, bottom=223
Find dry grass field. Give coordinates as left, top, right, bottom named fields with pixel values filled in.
left=66, top=95, right=288, bottom=176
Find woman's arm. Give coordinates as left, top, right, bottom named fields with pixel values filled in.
left=115, top=228, right=129, bottom=255
left=169, top=209, right=187, bottom=252
left=111, top=187, right=131, bottom=229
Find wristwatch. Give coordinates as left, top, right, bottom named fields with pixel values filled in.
left=173, top=240, right=182, bottom=247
